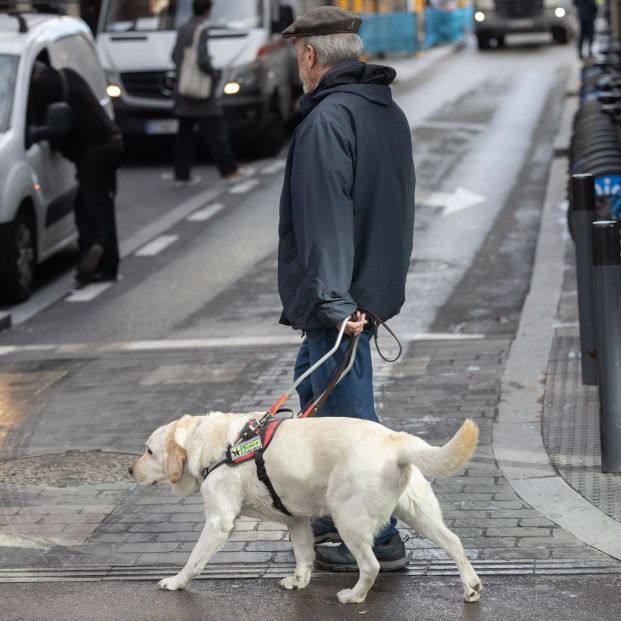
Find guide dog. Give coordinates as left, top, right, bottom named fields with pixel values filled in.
left=129, top=412, right=482, bottom=604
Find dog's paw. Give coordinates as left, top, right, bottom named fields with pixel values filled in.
left=337, top=588, right=366, bottom=604
left=158, top=576, right=186, bottom=591
left=280, top=576, right=298, bottom=590
left=464, top=580, right=482, bottom=603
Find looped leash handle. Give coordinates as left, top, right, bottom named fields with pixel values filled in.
left=361, top=307, right=403, bottom=363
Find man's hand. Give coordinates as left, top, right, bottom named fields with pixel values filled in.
left=338, top=311, right=367, bottom=337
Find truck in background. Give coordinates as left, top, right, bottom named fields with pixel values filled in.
left=473, top=0, right=576, bottom=50
left=96, top=0, right=323, bottom=156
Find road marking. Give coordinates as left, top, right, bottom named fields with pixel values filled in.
left=228, top=178, right=260, bottom=194
left=135, top=235, right=178, bottom=256
left=417, top=186, right=486, bottom=215
left=65, top=283, right=113, bottom=303
left=261, top=159, right=287, bottom=175
left=0, top=333, right=486, bottom=356
left=414, top=120, right=487, bottom=132
left=187, top=203, right=224, bottom=222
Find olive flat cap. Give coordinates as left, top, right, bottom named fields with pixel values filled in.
left=282, top=6, right=362, bottom=38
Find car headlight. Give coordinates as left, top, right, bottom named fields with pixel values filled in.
left=223, top=63, right=260, bottom=95
left=104, top=71, right=122, bottom=98
left=474, top=11, right=486, bottom=23
left=555, top=7, right=566, bottom=18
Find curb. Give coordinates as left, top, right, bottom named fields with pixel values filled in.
left=0, top=312, right=11, bottom=332
left=492, top=77, right=621, bottom=561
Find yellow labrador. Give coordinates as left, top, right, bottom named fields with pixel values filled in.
left=130, top=412, right=482, bottom=604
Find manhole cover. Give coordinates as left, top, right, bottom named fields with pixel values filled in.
left=0, top=451, right=137, bottom=487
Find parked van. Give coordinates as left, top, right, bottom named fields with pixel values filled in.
left=0, top=10, right=111, bottom=303
left=473, top=0, right=576, bottom=49
left=96, top=0, right=320, bottom=156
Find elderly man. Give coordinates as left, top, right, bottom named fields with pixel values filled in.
left=277, top=7, right=416, bottom=571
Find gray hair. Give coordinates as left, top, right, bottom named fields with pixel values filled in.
left=300, top=33, right=364, bottom=67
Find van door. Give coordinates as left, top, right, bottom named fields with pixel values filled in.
left=23, top=60, right=76, bottom=258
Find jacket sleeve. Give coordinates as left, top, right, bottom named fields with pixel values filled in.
left=290, top=119, right=358, bottom=326
left=197, top=27, right=214, bottom=75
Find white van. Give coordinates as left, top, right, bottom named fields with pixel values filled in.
left=0, top=10, right=111, bottom=303
left=96, top=0, right=320, bottom=156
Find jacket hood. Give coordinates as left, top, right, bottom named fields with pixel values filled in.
left=300, top=60, right=396, bottom=116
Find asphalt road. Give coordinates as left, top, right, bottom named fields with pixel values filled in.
left=1, top=574, right=620, bottom=621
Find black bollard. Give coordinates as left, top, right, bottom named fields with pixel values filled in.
left=592, top=220, right=621, bottom=473
left=571, top=174, right=598, bottom=385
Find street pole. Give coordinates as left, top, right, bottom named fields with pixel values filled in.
left=572, top=174, right=598, bottom=385
left=592, top=220, right=621, bottom=473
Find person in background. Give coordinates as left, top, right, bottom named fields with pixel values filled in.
left=171, top=0, right=249, bottom=186
left=277, top=7, right=416, bottom=572
left=575, top=0, right=598, bottom=59
left=30, top=63, right=123, bottom=285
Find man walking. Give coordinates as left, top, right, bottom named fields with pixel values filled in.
left=575, top=0, right=598, bottom=59
left=171, top=0, right=247, bottom=185
left=277, top=7, right=416, bottom=571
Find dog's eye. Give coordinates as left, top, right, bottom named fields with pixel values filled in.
left=147, top=449, right=153, bottom=455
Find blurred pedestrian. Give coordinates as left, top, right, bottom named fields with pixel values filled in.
left=277, top=7, right=416, bottom=571
left=30, top=63, right=123, bottom=284
left=171, top=0, right=248, bottom=186
left=575, top=0, right=598, bottom=59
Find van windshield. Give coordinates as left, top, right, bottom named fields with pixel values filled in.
left=0, top=54, right=18, bottom=133
left=102, top=0, right=263, bottom=33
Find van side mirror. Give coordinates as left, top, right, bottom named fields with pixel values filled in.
left=272, top=5, right=294, bottom=35
left=30, top=102, right=74, bottom=147
left=45, top=102, right=74, bottom=134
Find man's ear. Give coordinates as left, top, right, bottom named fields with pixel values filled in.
left=305, top=43, right=317, bottom=68
left=164, top=424, right=187, bottom=484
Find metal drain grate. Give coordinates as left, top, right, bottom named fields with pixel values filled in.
left=0, top=451, right=137, bottom=487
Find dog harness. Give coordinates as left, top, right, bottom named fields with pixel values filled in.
left=201, top=410, right=295, bottom=516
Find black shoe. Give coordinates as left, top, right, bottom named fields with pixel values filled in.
left=315, top=533, right=408, bottom=572
left=76, top=244, right=104, bottom=276
left=312, top=517, right=341, bottom=544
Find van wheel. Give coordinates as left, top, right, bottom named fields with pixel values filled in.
left=477, top=34, right=491, bottom=50
left=552, top=28, right=568, bottom=44
left=253, top=103, right=286, bottom=158
left=0, top=210, right=36, bottom=304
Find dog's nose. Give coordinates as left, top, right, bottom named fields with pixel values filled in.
left=128, top=466, right=133, bottom=476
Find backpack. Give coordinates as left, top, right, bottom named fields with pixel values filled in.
left=177, top=23, right=213, bottom=100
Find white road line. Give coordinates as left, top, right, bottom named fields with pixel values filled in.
left=261, top=159, right=287, bottom=175
left=228, top=178, right=260, bottom=194
left=65, top=283, right=113, bottom=303
left=135, top=235, right=179, bottom=256
left=0, top=332, right=486, bottom=356
left=187, top=203, right=224, bottom=222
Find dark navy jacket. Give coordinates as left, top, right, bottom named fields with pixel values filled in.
left=278, top=60, right=416, bottom=330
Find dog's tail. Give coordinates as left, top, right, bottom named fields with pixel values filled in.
left=393, top=419, right=479, bottom=478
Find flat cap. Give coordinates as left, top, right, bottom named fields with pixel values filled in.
left=282, top=6, right=362, bottom=39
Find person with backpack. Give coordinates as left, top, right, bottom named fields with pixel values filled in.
left=171, top=0, right=248, bottom=186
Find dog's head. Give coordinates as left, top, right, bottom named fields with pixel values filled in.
left=129, top=415, right=200, bottom=496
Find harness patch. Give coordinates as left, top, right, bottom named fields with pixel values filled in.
left=229, top=436, right=263, bottom=460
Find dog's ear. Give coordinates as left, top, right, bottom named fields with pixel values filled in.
left=164, top=422, right=187, bottom=484
left=173, top=414, right=194, bottom=450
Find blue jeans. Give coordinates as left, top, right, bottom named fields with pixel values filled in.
left=295, top=326, right=399, bottom=544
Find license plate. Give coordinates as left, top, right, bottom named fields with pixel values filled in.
left=511, top=19, right=534, bottom=28
left=144, top=119, right=179, bottom=135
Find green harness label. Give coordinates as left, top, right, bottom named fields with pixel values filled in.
left=230, top=436, right=263, bottom=460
